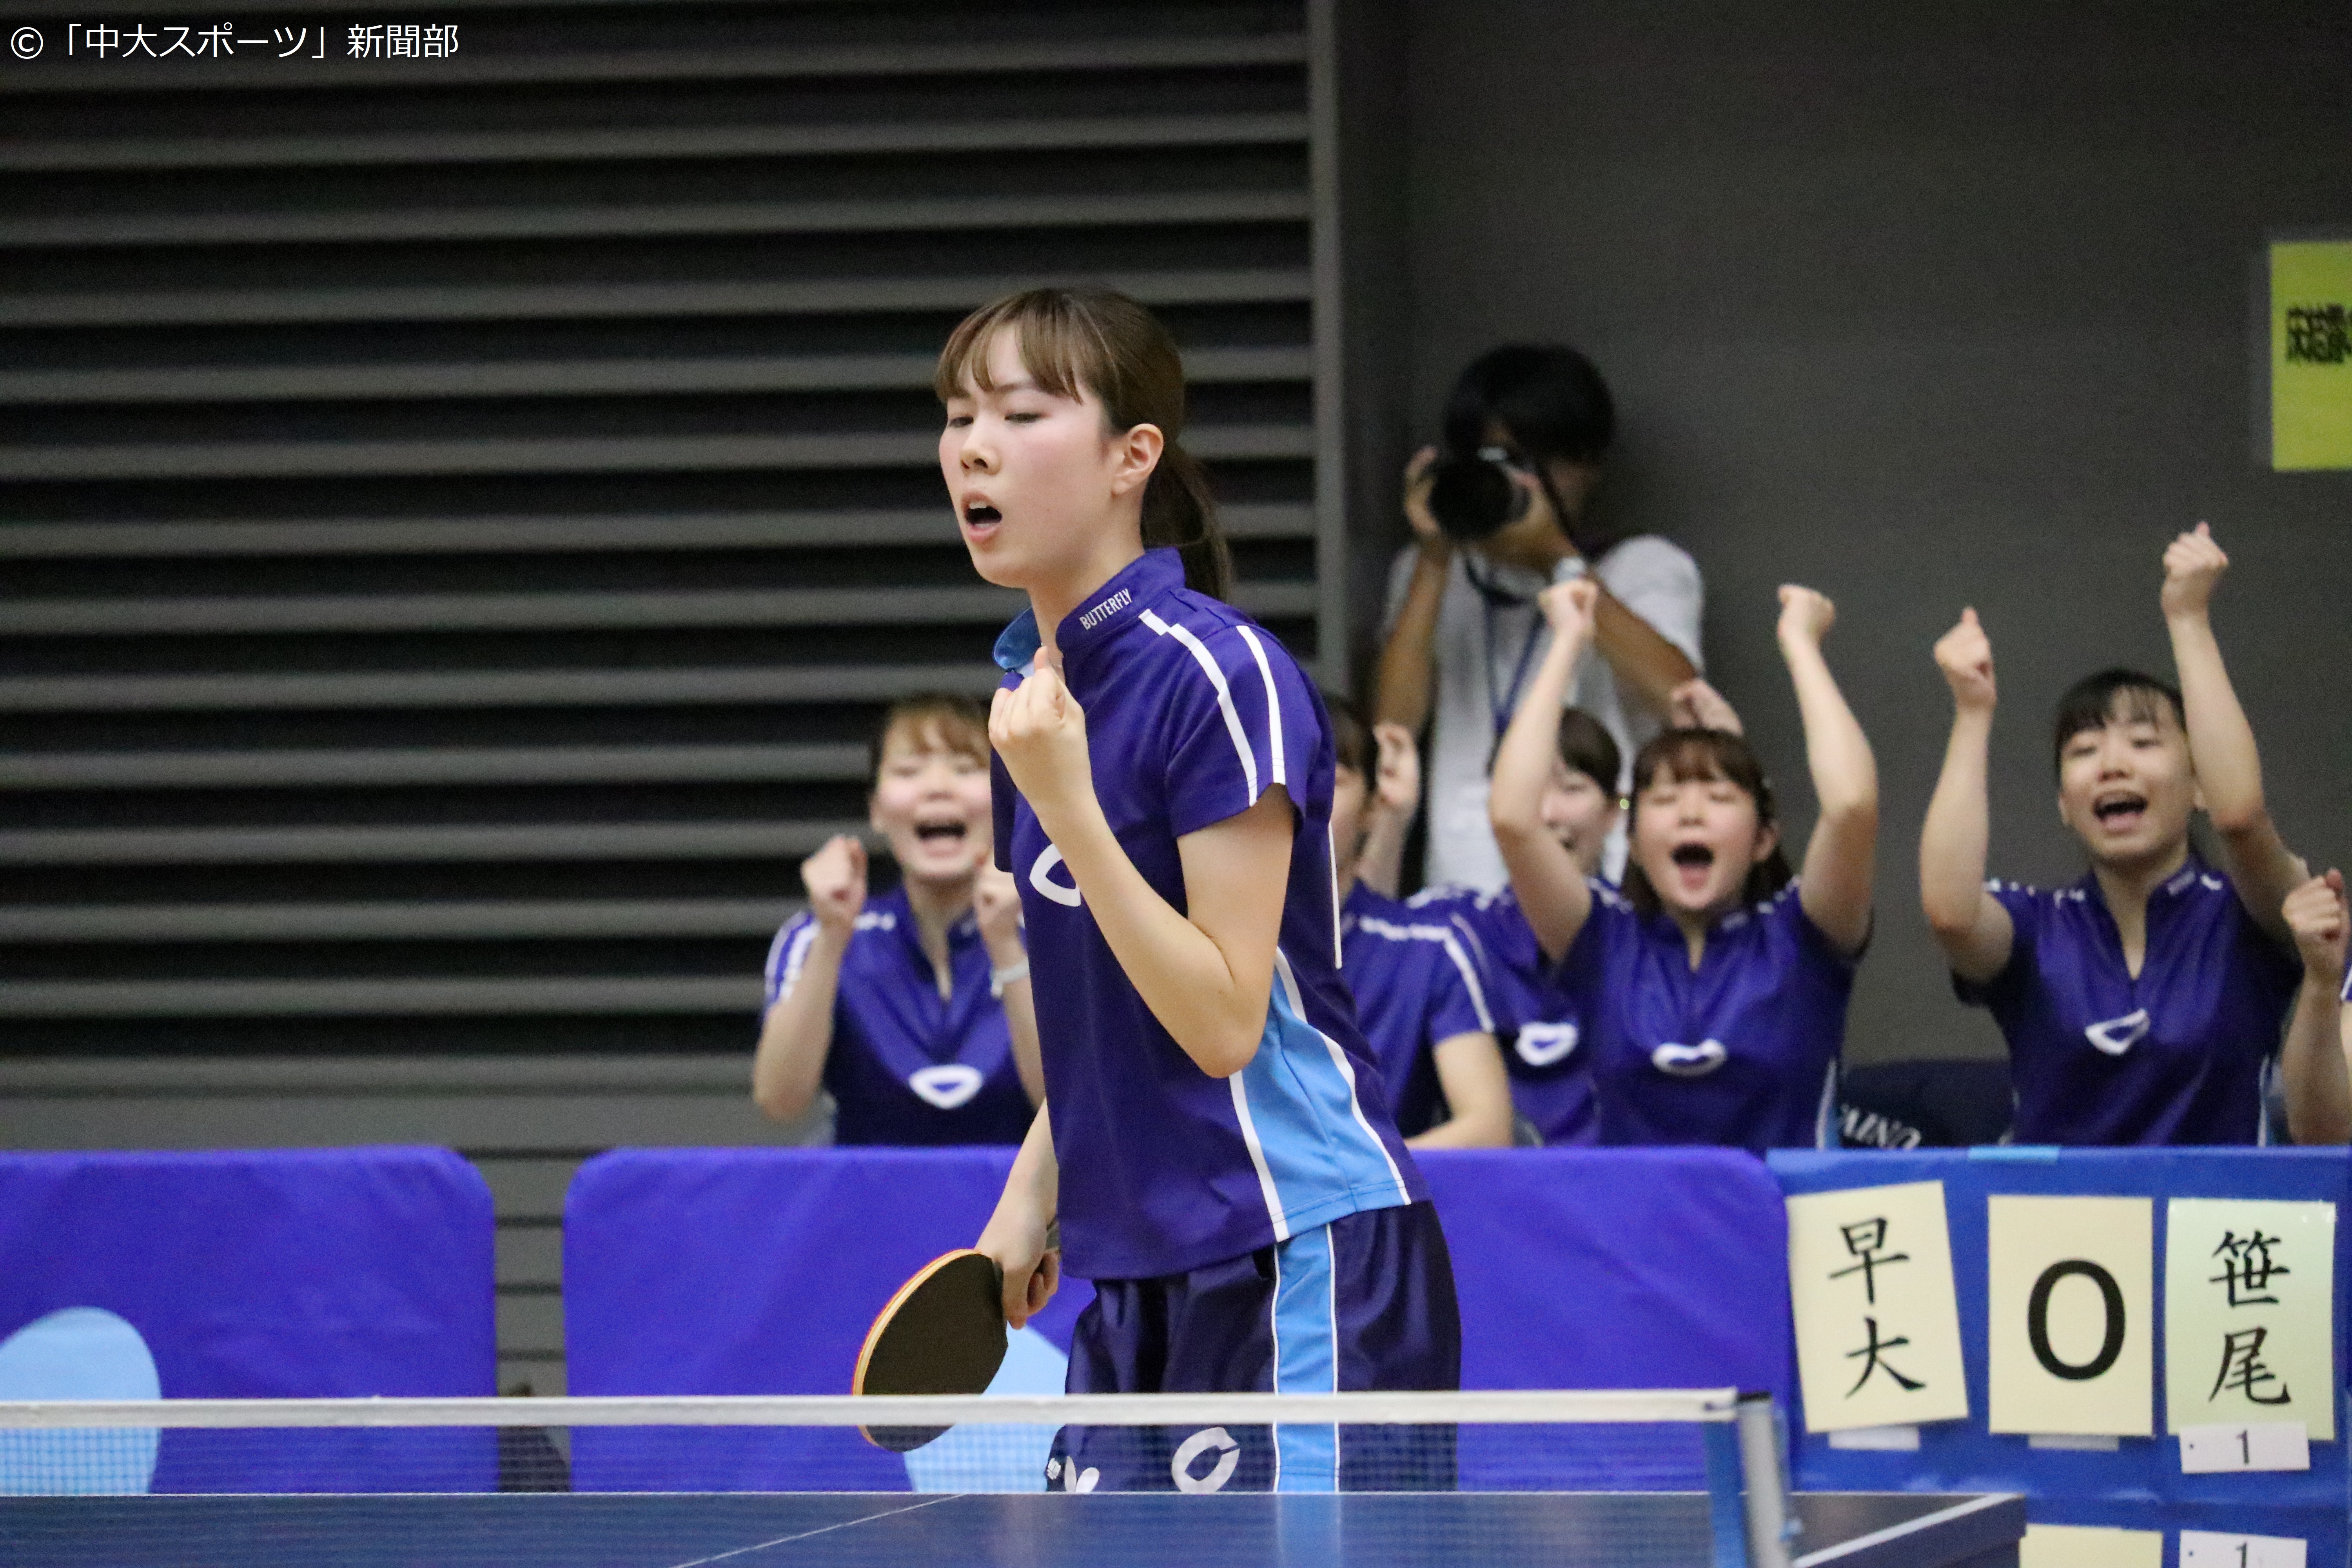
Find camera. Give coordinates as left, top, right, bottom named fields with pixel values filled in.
left=1425, top=445, right=1539, bottom=543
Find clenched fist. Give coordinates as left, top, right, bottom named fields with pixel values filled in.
left=990, top=659, right=1097, bottom=838
left=2161, top=521, right=2227, bottom=622
left=800, top=834, right=868, bottom=935
left=1537, top=576, right=1598, bottom=644
left=2284, top=869, right=2349, bottom=990
left=1776, top=584, right=1836, bottom=646
left=1370, top=720, right=1421, bottom=816
left=973, top=859, right=1025, bottom=957
left=1402, top=445, right=1445, bottom=550
left=1933, top=608, right=1997, bottom=715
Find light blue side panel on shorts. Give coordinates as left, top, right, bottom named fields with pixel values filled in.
left=1270, top=1220, right=1338, bottom=1493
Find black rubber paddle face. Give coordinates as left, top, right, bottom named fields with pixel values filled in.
left=857, top=1251, right=1009, bottom=1452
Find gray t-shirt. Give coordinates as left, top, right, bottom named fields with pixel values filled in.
left=1382, top=536, right=1704, bottom=892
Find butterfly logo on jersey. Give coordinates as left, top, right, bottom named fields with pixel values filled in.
left=2083, top=1009, right=2151, bottom=1056
left=1651, top=1040, right=1729, bottom=1077
left=1515, top=1021, right=1581, bottom=1067
left=1029, top=844, right=1083, bottom=908
left=907, top=1064, right=986, bottom=1109
left=1169, top=1426, right=1241, bottom=1494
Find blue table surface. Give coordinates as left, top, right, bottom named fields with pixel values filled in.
left=0, top=1490, right=2024, bottom=1568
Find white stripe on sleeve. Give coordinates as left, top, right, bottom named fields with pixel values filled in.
left=1233, top=623, right=1286, bottom=789
left=1437, top=931, right=1497, bottom=1034
left=768, top=920, right=818, bottom=1007
left=1141, top=609, right=1260, bottom=805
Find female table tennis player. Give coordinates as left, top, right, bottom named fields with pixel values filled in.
left=944, top=287, right=1460, bottom=1495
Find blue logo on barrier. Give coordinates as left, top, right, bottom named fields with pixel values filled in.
left=0, top=1307, right=162, bottom=1494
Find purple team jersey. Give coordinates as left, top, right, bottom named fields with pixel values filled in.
left=1956, top=856, right=2299, bottom=1145
left=1409, top=884, right=1598, bottom=1145
left=1550, top=880, right=1853, bottom=1151
left=1339, top=882, right=1500, bottom=1138
left=762, top=886, right=1033, bottom=1146
left=991, top=548, right=1425, bottom=1281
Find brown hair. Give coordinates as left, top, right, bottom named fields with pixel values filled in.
left=1324, top=692, right=1373, bottom=777
left=1620, top=728, right=1793, bottom=918
left=935, top=287, right=1232, bottom=601
left=867, top=695, right=991, bottom=789
left=1556, top=708, right=1622, bottom=794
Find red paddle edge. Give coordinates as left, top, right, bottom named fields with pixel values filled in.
left=853, top=1247, right=1003, bottom=1449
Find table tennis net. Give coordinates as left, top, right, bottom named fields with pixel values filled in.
left=0, top=1390, right=1797, bottom=1568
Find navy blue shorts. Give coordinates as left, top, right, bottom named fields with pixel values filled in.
left=1045, top=1200, right=1460, bottom=1494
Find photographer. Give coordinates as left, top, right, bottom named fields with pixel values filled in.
left=1376, top=345, right=1703, bottom=890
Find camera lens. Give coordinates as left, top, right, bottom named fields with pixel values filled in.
left=1425, top=446, right=1535, bottom=543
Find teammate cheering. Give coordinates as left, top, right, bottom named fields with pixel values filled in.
left=1920, top=524, right=2315, bottom=1144
left=1490, top=579, right=1878, bottom=1150
left=752, top=697, right=1040, bottom=1144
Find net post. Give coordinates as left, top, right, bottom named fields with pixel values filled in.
left=1700, top=1417, right=1748, bottom=1568
left=1734, top=1392, right=1795, bottom=1568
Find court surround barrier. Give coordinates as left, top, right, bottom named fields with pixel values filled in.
left=0, top=1147, right=497, bottom=1492
left=2, top=1140, right=2342, bottom=1555
left=560, top=1145, right=1795, bottom=1492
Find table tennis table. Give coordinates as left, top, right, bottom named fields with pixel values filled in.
left=0, top=1488, right=2024, bottom=1567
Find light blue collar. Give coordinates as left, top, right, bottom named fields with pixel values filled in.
left=991, top=610, right=1041, bottom=675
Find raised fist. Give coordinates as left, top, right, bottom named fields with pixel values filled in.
left=1933, top=608, right=1997, bottom=714
left=1370, top=720, right=1421, bottom=816
left=973, top=859, right=1024, bottom=953
left=1537, top=576, right=1599, bottom=643
left=1402, top=446, right=1444, bottom=547
left=2161, top=521, right=2227, bottom=620
left=800, top=834, right=868, bottom=935
left=1777, top=584, right=1836, bottom=645
left=2284, top=869, right=2349, bottom=989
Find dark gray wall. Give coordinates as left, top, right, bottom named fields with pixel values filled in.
left=1349, top=0, right=2352, bottom=1066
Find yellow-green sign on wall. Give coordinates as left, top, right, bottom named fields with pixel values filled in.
left=2272, top=240, right=2352, bottom=470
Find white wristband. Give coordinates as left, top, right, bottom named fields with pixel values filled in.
left=989, top=960, right=1030, bottom=999
left=1550, top=555, right=1588, bottom=584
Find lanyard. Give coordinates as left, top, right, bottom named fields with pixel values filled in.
left=1483, top=593, right=1548, bottom=742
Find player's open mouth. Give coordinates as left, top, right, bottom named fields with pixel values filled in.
left=2092, top=793, right=2147, bottom=829
left=914, top=820, right=968, bottom=844
left=962, top=501, right=1002, bottom=529
left=1670, top=844, right=1715, bottom=869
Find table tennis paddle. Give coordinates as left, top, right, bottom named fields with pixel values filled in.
left=853, top=1249, right=1008, bottom=1452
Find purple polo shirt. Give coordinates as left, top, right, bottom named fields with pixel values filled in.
left=762, top=885, right=1033, bottom=1146
left=1551, top=880, right=1854, bottom=1151
left=1340, top=881, right=1500, bottom=1138
left=1957, top=856, right=2299, bottom=1145
left=991, top=548, right=1425, bottom=1281
left=1409, top=883, right=1599, bottom=1145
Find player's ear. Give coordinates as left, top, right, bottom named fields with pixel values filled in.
left=1107, top=421, right=1163, bottom=498
left=1749, top=817, right=1780, bottom=867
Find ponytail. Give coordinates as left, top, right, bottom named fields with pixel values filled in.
left=1142, top=439, right=1232, bottom=601
left=937, top=286, right=1233, bottom=602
